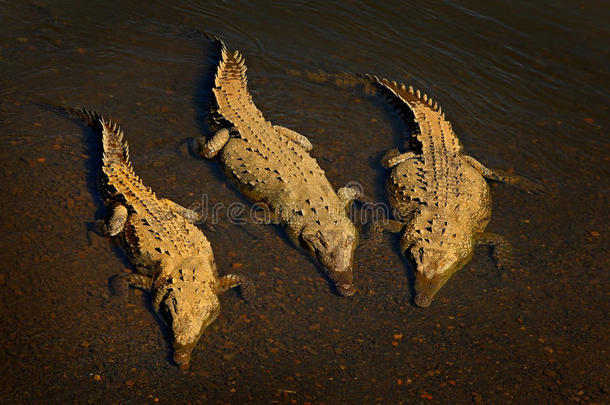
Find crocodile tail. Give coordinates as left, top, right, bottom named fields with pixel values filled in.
left=285, top=69, right=381, bottom=97
left=357, top=74, right=443, bottom=115
left=204, top=32, right=227, bottom=55
left=357, top=74, right=451, bottom=151
left=69, top=107, right=130, bottom=166
left=212, top=40, right=249, bottom=94
left=208, top=37, right=253, bottom=128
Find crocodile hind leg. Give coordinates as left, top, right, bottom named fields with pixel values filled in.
left=462, top=155, right=543, bottom=193
left=197, top=128, right=230, bottom=158
left=274, top=125, right=313, bottom=152
left=360, top=219, right=406, bottom=249
left=216, top=274, right=255, bottom=302
left=98, top=204, right=128, bottom=237
left=381, top=148, right=417, bottom=169
left=161, top=198, right=200, bottom=223
left=371, top=219, right=406, bottom=234
left=475, top=232, right=513, bottom=270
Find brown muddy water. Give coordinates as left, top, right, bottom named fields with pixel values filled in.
left=1, top=1, right=608, bottom=403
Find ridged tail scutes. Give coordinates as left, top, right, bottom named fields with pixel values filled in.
left=203, top=32, right=227, bottom=55
left=100, top=117, right=130, bottom=167
left=65, top=106, right=103, bottom=132
left=207, top=36, right=253, bottom=129
left=210, top=37, right=248, bottom=90
left=68, top=107, right=131, bottom=167
left=357, top=74, right=443, bottom=115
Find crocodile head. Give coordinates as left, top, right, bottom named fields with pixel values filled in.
left=301, top=220, right=358, bottom=296
left=156, top=280, right=220, bottom=369
left=408, top=237, right=474, bottom=307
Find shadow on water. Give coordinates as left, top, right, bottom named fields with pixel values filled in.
left=49, top=106, right=125, bottom=256
left=187, top=32, right=244, bottom=192
left=33, top=103, right=107, bottom=215
left=325, top=77, right=422, bottom=301
left=190, top=31, right=219, bottom=143
left=369, top=88, right=421, bottom=306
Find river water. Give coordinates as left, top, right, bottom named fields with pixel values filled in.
left=1, top=1, right=608, bottom=403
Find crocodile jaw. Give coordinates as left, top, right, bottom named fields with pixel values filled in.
left=302, top=222, right=358, bottom=296
left=321, top=233, right=357, bottom=297
left=156, top=280, right=221, bottom=369
left=173, top=341, right=196, bottom=370
left=336, top=281, right=357, bottom=297
left=410, top=245, right=473, bottom=307
left=413, top=271, right=451, bottom=308
left=326, top=243, right=357, bottom=297
left=171, top=302, right=220, bottom=369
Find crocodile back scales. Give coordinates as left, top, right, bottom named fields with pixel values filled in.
left=210, top=41, right=346, bottom=232
left=74, top=109, right=213, bottom=263
left=363, top=76, right=490, bottom=240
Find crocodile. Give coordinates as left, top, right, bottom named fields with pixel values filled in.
left=196, top=37, right=360, bottom=296
left=69, top=108, right=248, bottom=368
left=361, top=75, right=542, bottom=307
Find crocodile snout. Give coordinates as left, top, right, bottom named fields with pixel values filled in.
left=327, top=266, right=355, bottom=297
left=336, top=283, right=356, bottom=297
left=414, top=293, right=432, bottom=308
left=173, top=346, right=192, bottom=370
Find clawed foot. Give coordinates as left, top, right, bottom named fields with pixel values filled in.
left=193, top=136, right=207, bottom=157
left=515, top=178, right=545, bottom=194
left=475, top=232, right=514, bottom=271
left=358, top=219, right=405, bottom=250
left=238, top=276, right=257, bottom=305
left=217, top=273, right=256, bottom=302
left=494, top=251, right=514, bottom=272
left=462, top=155, right=544, bottom=194
left=109, top=272, right=152, bottom=298
left=93, top=219, right=109, bottom=237
left=110, top=273, right=131, bottom=298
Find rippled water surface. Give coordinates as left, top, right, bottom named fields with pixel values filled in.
left=1, top=1, right=608, bottom=403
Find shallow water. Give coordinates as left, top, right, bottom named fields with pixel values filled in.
left=1, top=1, right=608, bottom=403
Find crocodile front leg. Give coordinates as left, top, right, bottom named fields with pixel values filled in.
left=361, top=219, right=406, bottom=248
left=100, top=204, right=128, bottom=237
left=111, top=272, right=154, bottom=296
left=215, top=274, right=255, bottom=302
left=381, top=148, right=417, bottom=169
left=362, top=198, right=421, bottom=248
left=475, top=232, right=513, bottom=270
left=274, top=125, right=313, bottom=152
left=197, top=128, right=230, bottom=158
left=161, top=198, right=200, bottom=223
left=462, top=155, right=543, bottom=193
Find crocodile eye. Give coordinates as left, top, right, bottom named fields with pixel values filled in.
left=301, top=234, right=316, bottom=252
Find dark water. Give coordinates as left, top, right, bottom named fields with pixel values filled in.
left=1, top=0, right=608, bottom=403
